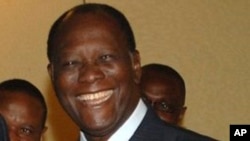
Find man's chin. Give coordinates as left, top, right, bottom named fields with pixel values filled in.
left=81, top=125, right=115, bottom=139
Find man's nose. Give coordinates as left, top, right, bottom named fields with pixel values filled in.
left=78, top=63, right=105, bottom=83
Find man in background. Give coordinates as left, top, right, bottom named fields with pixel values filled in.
left=140, top=63, right=186, bottom=126
left=0, top=79, right=47, bottom=141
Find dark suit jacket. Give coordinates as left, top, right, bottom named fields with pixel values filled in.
left=0, top=114, right=9, bottom=141
left=78, top=107, right=216, bottom=141
left=130, top=107, right=216, bottom=141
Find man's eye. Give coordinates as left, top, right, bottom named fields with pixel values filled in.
left=62, top=61, right=79, bottom=67
left=101, top=55, right=110, bottom=60
left=19, top=128, right=33, bottom=135
left=100, top=55, right=115, bottom=62
left=63, top=61, right=74, bottom=66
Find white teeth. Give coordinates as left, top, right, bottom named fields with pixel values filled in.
left=77, top=90, right=113, bottom=102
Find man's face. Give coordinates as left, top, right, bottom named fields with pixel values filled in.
left=48, top=13, right=141, bottom=137
left=141, top=73, right=186, bottom=125
left=0, top=91, right=45, bottom=141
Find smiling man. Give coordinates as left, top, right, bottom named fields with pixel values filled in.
left=47, top=3, right=215, bottom=141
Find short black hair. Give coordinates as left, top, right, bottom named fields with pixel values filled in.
left=141, top=63, right=186, bottom=102
left=0, top=79, right=47, bottom=127
left=47, top=3, right=136, bottom=62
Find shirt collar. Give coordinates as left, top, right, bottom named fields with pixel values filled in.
left=80, top=99, right=147, bottom=141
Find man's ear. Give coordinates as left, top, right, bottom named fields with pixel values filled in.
left=178, top=106, right=187, bottom=126
left=181, top=106, right=187, bottom=119
left=132, top=50, right=141, bottom=84
left=47, top=63, right=54, bottom=82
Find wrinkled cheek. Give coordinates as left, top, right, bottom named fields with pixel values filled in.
left=55, top=71, right=78, bottom=93
left=54, top=72, right=78, bottom=114
left=57, top=70, right=78, bottom=84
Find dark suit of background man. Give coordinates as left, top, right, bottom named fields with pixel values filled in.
left=0, top=114, right=9, bottom=141
left=47, top=3, right=216, bottom=141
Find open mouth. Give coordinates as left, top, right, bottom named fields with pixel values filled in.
left=76, top=90, right=113, bottom=106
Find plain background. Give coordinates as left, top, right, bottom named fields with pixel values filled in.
left=0, top=0, right=249, bottom=140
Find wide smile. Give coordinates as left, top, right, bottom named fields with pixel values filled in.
left=76, top=90, right=113, bottom=106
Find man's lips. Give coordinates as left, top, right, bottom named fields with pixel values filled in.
left=76, top=90, right=113, bottom=105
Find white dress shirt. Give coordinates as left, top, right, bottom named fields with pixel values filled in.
left=80, top=99, right=147, bottom=141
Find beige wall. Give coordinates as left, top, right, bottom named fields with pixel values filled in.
left=1, top=0, right=249, bottom=141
